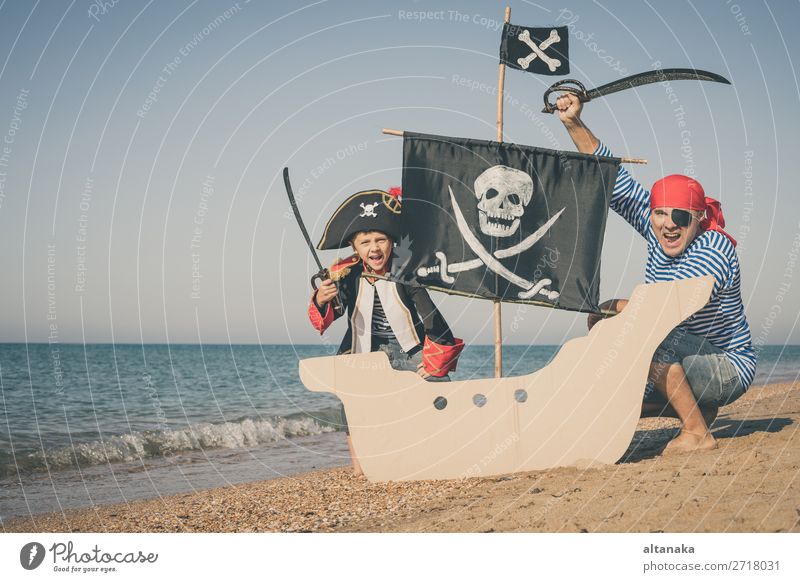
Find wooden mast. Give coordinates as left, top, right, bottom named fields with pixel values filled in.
left=493, top=6, right=512, bottom=378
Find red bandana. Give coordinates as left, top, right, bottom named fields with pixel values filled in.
left=650, top=174, right=736, bottom=247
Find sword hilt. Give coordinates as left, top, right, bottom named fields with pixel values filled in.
left=416, top=252, right=454, bottom=284
left=542, top=79, right=590, bottom=114
left=311, top=268, right=344, bottom=316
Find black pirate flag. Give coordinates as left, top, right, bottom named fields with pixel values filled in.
left=500, top=23, right=569, bottom=75
left=392, top=132, right=619, bottom=312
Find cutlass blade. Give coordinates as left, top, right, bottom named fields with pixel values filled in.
left=542, top=68, right=731, bottom=113
left=283, top=167, right=344, bottom=315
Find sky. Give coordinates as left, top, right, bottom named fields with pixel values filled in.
left=0, top=0, right=797, bottom=347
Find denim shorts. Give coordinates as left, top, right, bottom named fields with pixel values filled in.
left=340, top=337, right=449, bottom=434
left=644, top=328, right=745, bottom=408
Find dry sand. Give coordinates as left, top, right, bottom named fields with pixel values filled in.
left=5, top=381, right=799, bottom=533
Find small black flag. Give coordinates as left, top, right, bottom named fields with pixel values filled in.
left=394, top=132, right=619, bottom=312
left=499, top=23, right=569, bottom=76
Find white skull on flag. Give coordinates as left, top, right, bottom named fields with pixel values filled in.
left=473, top=165, right=533, bottom=237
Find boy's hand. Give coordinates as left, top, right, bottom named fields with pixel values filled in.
left=416, top=362, right=431, bottom=379
left=315, top=278, right=338, bottom=305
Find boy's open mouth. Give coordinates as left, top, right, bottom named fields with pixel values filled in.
left=367, top=252, right=386, bottom=269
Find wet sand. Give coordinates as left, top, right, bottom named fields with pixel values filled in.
left=5, top=381, right=799, bottom=533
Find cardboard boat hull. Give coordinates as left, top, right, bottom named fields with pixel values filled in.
left=300, top=277, right=713, bottom=482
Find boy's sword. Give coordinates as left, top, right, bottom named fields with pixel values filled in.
left=541, top=68, right=731, bottom=113
left=283, top=167, right=344, bottom=316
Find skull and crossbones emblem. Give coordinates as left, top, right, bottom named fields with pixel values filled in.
left=475, top=165, right=533, bottom=237
left=517, top=29, right=562, bottom=73
left=359, top=202, right=379, bottom=217
left=417, top=165, right=563, bottom=301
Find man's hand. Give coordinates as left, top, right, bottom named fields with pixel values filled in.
left=554, top=92, right=599, bottom=155
left=556, top=92, right=583, bottom=127
left=588, top=298, right=629, bottom=330
left=315, top=278, right=338, bottom=306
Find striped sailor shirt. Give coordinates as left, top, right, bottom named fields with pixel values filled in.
left=596, top=142, right=756, bottom=389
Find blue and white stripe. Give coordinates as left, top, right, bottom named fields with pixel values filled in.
left=596, top=142, right=756, bottom=389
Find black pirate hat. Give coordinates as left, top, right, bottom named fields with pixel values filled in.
left=317, top=188, right=402, bottom=250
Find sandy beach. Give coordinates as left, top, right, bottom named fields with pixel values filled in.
left=5, top=381, right=798, bottom=533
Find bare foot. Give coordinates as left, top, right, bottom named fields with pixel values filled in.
left=662, top=430, right=717, bottom=455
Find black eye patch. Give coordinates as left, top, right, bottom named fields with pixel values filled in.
left=671, top=209, right=693, bottom=227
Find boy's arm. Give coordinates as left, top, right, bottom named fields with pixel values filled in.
left=408, top=286, right=465, bottom=377
left=308, top=257, right=357, bottom=333
left=308, top=287, right=335, bottom=333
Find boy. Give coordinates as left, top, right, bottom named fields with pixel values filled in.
left=308, top=187, right=464, bottom=474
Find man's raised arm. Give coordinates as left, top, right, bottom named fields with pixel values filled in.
left=556, top=93, right=599, bottom=154
left=555, top=92, right=651, bottom=238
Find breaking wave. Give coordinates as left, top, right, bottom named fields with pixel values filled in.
left=0, top=408, right=344, bottom=478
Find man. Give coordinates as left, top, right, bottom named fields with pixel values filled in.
left=556, top=93, right=756, bottom=454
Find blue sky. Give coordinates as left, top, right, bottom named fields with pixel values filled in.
left=0, top=0, right=797, bottom=347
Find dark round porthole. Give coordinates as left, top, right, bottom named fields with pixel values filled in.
left=433, top=396, right=447, bottom=410
left=472, top=393, right=487, bottom=408
left=514, top=389, right=528, bottom=403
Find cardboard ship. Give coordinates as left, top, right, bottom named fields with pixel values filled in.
left=299, top=276, right=713, bottom=482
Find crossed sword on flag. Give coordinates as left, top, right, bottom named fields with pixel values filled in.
left=417, top=186, right=564, bottom=300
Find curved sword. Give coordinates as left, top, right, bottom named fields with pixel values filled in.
left=542, top=68, right=731, bottom=113
left=283, top=167, right=344, bottom=315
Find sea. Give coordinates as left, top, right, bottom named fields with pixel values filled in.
left=1, top=343, right=797, bottom=521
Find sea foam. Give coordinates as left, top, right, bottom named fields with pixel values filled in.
left=1, top=408, right=343, bottom=477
